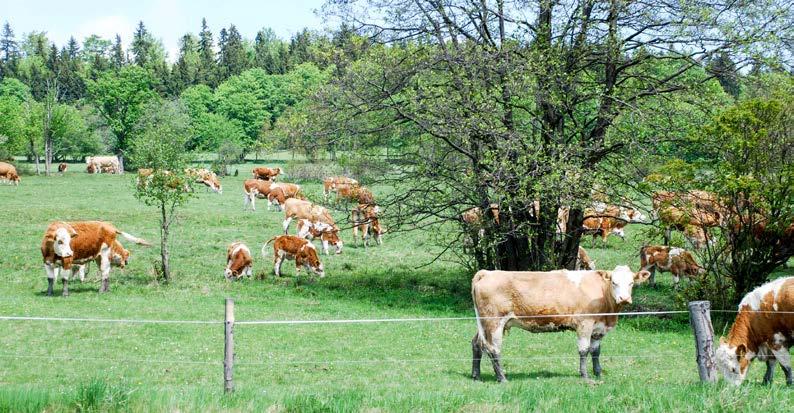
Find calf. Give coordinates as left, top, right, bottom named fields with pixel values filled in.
left=336, top=185, right=375, bottom=206
left=0, top=161, right=20, bottom=185
left=262, top=235, right=325, bottom=278
left=283, top=198, right=336, bottom=234
left=242, top=179, right=273, bottom=211
left=716, top=277, right=794, bottom=386
left=471, top=266, right=651, bottom=382
left=575, top=246, right=596, bottom=270
left=41, top=221, right=151, bottom=295
left=296, top=219, right=343, bottom=255
left=351, top=204, right=384, bottom=248
left=639, top=245, right=705, bottom=288
left=252, top=166, right=282, bottom=181
left=224, top=242, right=253, bottom=280
left=86, top=156, right=120, bottom=174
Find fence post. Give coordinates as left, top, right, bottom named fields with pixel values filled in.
left=224, top=298, right=235, bottom=393
left=688, top=300, right=717, bottom=382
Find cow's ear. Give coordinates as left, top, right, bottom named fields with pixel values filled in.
left=736, top=344, right=747, bottom=358
left=635, top=270, right=651, bottom=283
left=597, top=270, right=611, bottom=281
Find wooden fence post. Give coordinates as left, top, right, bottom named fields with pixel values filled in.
left=688, top=300, right=717, bottom=382
left=224, top=298, right=235, bottom=393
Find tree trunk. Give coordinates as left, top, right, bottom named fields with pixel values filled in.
left=160, top=202, right=170, bottom=282
left=117, top=154, right=125, bottom=174
left=34, top=154, right=40, bottom=175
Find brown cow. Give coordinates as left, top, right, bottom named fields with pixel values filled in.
left=323, top=176, right=358, bottom=200
left=41, top=221, right=151, bottom=295
left=575, top=246, right=596, bottom=270
left=716, top=277, right=794, bottom=386
left=471, top=266, right=651, bottom=382
left=296, top=219, right=343, bottom=255
left=224, top=242, right=253, bottom=280
left=336, top=184, right=375, bottom=206
left=639, top=245, right=705, bottom=288
left=0, top=161, right=20, bottom=185
left=242, top=179, right=273, bottom=211
left=283, top=198, right=335, bottom=234
left=262, top=235, right=325, bottom=278
left=58, top=163, right=68, bottom=173
left=252, top=166, right=282, bottom=181
left=267, top=183, right=303, bottom=211
left=653, top=190, right=724, bottom=245
left=351, top=204, right=384, bottom=248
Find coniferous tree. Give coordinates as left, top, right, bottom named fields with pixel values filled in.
left=58, top=41, right=85, bottom=101
left=0, top=22, right=20, bottom=77
left=173, top=34, right=199, bottom=93
left=132, top=21, right=153, bottom=67
left=217, top=27, right=229, bottom=80
left=111, top=34, right=125, bottom=69
left=219, top=25, right=247, bottom=79
left=288, top=29, right=313, bottom=68
left=707, top=52, right=741, bottom=98
left=196, top=18, right=217, bottom=87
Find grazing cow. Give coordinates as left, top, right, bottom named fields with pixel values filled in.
left=323, top=176, right=358, bottom=200
left=252, top=166, right=282, bottom=181
left=471, top=266, right=651, bottom=382
left=262, top=235, right=325, bottom=278
left=576, top=246, right=596, bottom=270
left=41, top=221, right=151, bottom=295
left=267, top=183, right=303, bottom=211
left=73, top=240, right=130, bottom=282
left=224, top=242, right=253, bottom=280
left=351, top=204, right=384, bottom=248
left=86, top=156, right=120, bottom=174
left=296, top=219, right=343, bottom=255
left=716, top=277, right=794, bottom=386
left=58, top=163, right=68, bottom=173
left=242, top=179, right=273, bottom=211
left=336, top=184, right=375, bottom=206
left=639, top=245, right=705, bottom=288
left=282, top=198, right=335, bottom=234
left=0, top=161, right=20, bottom=185
left=186, top=168, right=222, bottom=194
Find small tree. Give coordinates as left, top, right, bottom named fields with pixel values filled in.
left=129, top=100, right=193, bottom=282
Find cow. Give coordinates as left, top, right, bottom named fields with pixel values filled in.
left=336, top=184, right=375, bottom=206
left=653, top=190, right=724, bottom=245
left=639, top=245, right=705, bottom=288
left=86, top=163, right=96, bottom=174
left=72, top=240, right=130, bottom=282
left=252, top=166, right=282, bottom=181
left=0, top=161, right=20, bottom=185
left=41, top=221, right=151, bottom=295
left=86, top=156, right=120, bottom=174
left=262, top=235, right=325, bottom=278
left=282, top=198, right=336, bottom=234
left=351, top=204, right=384, bottom=248
left=471, top=266, right=651, bottom=382
left=58, top=163, right=68, bottom=173
left=224, top=242, right=253, bottom=280
left=267, top=183, right=303, bottom=211
left=576, top=246, right=596, bottom=270
left=716, top=276, right=794, bottom=386
left=186, top=168, right=222, bottom=194
left=296, top=219, right=343, bottom=255
left=323, top=176, right=358, bottom=200
left=242, top=179, right=273, bottom=211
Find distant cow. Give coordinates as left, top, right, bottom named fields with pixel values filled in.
left=73, top=240, right=130, bottom=282
left=186, top=168, right=222, bottom=194
left=653, top=190, right=724, bottom=245
left=0, top=161, right=20, bottom=185
left=576, top=246, right=596, bottom=270
left=296, top=219, right=343, bottom=255
left=86, top=156, right=120, bottom=174
left=252, top=166, right=282, bottom=181
left=351, top=204, right=384, bottom=248
left=323, top=176, right=358, bottom=200
left=282, top=198, right=336, bottom=234
left=225, top=242, right=253, bottom=280
left=58, top=163, right=68, bottom=173
left=639, top=245, right=705, bottom=288
left=41, top=221, right=151, bottom=295
left=336, top=184, right=375, bottom=206
left=262, top=235, right=325, bottom=278
left=242, top=179, right=273, bottom=211
left=716, top=277, right=794, bottom=386
left=471, top=266, right=651, bottom=382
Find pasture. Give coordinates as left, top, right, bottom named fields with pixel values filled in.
left=1, top=164, right=792, bottom=412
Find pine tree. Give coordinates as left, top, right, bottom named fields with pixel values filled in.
left=219, top=25, right=247, bottom=80
left=132, top=21, right=153, bottom=67
left=707, top=52, right=741, bottom=98
left=111, top=34, right=125, bottom=69
left=66, top=36, right=80, bottom=60
left=46, top=44, right=59, bottom=74
left=0, top=22, right=20, bottom=77
left=217, top=27, right=229, bottom=80
left=196, top=18, right=217, bottom=87
left=288, top=29, right=313, bottom=68
left=173, top=33, right=199, bottom=92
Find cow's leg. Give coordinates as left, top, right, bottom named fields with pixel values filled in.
left=763, top=359, right=777, bottom=385
left=274, top=253, right=283, bottom=277
left=60, top=267, right=69, bottom=297
left=322, top=240, right=329, bottom=255
left=471, top=333, right=483, bottom=381
left=672, top=274, right=680, bottom=290
left=353, top=225, right=360, bottom=247
left=98, top=245, right=111, bottom=292
left=590, top=338, right=603, bottom=378
left=363, top=225, right=370, bottom=248
left=243, top=194, right=250, bottom=211
left=648, top=266, right=657, bottom=287
left=282, top=217, right=292, bottom=234
left=482, top=322, right=507, bottom=383
left=771, top=346, right=792, bottom=385
left=45, top=263, right=55, bottom=296
left=576, top=324, right=594, bottom=379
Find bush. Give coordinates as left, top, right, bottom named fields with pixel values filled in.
left=284, top=161, right=343, bottom=183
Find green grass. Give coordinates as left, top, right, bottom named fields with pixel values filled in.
left=0, top=167, right=792, bottom=412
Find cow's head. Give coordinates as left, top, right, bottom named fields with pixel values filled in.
left=112, top=246, right=130, bottom=268
left=50, top=226, right=77, bottom=257
left=10, top=172, right=20, bottom=185
left=716, top=338, right=752, bottom=385
left=299, top=243, right=325, bottom=277
left=610, top=223, right=627, bottom=239
left=604, top=265, right=650, bottom=305
left=321, top=229, right=343, bottom=254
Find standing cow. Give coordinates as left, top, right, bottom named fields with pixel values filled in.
left=282, top=198, right=336, bottom=234
left=639, top=245, right=705, bottom=288
left=716, top=277, right=794, bottom=386
left=262, top=235, right=325, bottom=279
left=471, top=266, right=650, bottom=382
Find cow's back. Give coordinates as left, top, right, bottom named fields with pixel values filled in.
left=69, top=221, right=117, bottom=260
left=0, top=161, right=16, bottom=175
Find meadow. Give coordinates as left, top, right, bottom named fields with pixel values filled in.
left=0, top=161, right=792, bottom=412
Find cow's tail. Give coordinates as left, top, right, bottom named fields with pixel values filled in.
left=117, top=231, right=152, bottom=246
left=261, top=237, right=277, bottom=258
left=471, top=270, right=488, bottom=346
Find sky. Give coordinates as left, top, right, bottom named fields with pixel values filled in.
left=1, top=0, right=327, bottom=61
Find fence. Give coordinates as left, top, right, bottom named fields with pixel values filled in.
left=0, top=299, right=746, bottom=392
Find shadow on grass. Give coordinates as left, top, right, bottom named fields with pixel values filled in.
left=452, top=370, right=580, bottom=383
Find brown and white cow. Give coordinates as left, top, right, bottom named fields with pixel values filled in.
left=639, top=245, right=705, bottom=288
left=282, top=198, right=335, bottom=234
left=575, top=246, right=596, bottom=270
left=323, top=176, right=358, bottom=200
left=252, top=166, right=282, bottom=181
left=224, top=242, right=253, bottom=280
left=351, top=204, right=384, bottom=248
left=58, top=163, right=68, bottom=173
left=653, top=190, right=724, bottom=245
left=86, top=156, right=120, bottom=174
left=262, top=235, right=325, bottom=278
left=336, top=185, right=375, bottom=206
left=242, top=179, right=273, bottom=211
left=41, top=221, right=151, bottom=295
left=73, top=240, right=130, bottom=282
left=471, top=266, right=651, bottom=382
left=0, top=161, right=20, bottom=185
left=296, top=219, right=343, bottom=255
left=186, top=168, right=222, bottom=194
left=267, top=182, right=303, bottom=211
left=716, top=277, right=794, bottom=386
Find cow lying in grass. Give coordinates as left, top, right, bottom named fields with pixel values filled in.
left=471, top=266, right=650, bottom=382
left=262, top=235, right=325, bottom=279
left=716, top=276, right=794, bottom=386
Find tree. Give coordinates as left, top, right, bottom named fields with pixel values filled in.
left=111, top=34, right=125, bottom=69
left=130, top=100, right=193, bottom=282
left=218, top=25, right=248, bottom=80
left=173, top=34, right=200, bottom=92
left=88, top=66, right=159, bottom=172
left=708, top=53, right=741, bottom=98
left=132, top=21, right=153, bottom=67
left=0, top=22, right=20, bottom=78
left=196, top=18, right=217, bottom=87
left=321, top=0, right=792, bottom=271
left=254, top=28, right=288, bottom=74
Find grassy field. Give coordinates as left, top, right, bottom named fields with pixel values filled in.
left=0, top=163, right=792, bottom=412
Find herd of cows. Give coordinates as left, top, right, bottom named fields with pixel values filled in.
left=2, top=158, right=793, bottom=387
